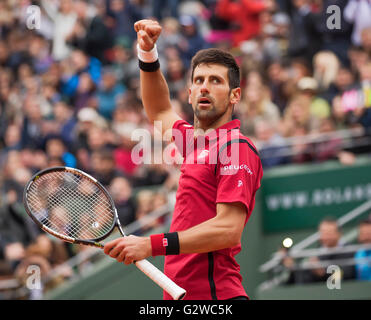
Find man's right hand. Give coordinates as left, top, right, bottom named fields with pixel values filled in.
left=134, top=19, right=162, bottom=52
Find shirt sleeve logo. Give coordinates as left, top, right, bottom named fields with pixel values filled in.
left=221, top=164, right=253, bottom=175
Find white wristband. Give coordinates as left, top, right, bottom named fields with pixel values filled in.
left=137, top=44, right=159, bottom=63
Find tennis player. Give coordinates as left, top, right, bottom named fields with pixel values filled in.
left=104, top=19, right=263, bottom=300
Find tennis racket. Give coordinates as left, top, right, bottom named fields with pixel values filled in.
left=23, top=166, right=186, bottom=300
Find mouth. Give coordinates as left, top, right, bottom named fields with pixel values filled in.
left=197, top=96, right=212, bottom=108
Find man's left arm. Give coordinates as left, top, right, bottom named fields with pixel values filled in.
left=104, top=202, right=246, bottom=264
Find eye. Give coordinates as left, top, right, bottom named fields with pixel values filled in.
left=211, top=78, right=220, bottom=84
left=195, top=78, right=203, bottom=84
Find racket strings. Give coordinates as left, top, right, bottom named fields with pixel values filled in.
left=27, top=171, right=115, bottom=240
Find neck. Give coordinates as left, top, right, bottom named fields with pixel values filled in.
left=193, top=111, right=232, bottom=134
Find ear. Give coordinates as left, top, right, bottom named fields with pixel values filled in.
left=188, top=88, right=192, bottom=104
left=230, top=88, right=241, bottom=105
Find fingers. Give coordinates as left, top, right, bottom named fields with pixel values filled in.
left=103, top=236, right=150, bottom=265
left=103, top=238, right=121, bottom=255
left=138, top=30, right=153, bottom=50
left=134, top=19, right=162, bottom=51
left=103, top=238, right=134, bottom=264
left=134, top=19, right=161, bottom=35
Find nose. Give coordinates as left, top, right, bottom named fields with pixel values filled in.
left=200, top=81, right=209, bottom=94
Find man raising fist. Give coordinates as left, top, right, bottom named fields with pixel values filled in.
left=104, top=19, right=263, bottom=300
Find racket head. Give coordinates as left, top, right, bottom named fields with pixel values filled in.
left=23, top=166, right=118, bottom=246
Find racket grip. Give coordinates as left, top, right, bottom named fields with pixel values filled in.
left=134, top=259, right=186, bottom=300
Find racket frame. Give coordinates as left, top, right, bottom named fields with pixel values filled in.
left=23, top=166, right=118, bottom=248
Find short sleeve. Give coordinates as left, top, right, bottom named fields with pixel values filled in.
left=215, top=140, right=262, bottom=214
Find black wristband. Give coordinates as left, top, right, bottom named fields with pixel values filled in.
left=164, top=232, right=180, bottom=255
left=139, top=59, right=160, bottom=72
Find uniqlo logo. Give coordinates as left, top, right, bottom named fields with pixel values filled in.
left=162, top=238, right=168, bottom=247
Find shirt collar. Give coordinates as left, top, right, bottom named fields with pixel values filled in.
left=204, top=119, right=241, bottom=141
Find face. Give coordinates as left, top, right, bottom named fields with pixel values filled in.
left=46, top=139, right=65, bottom=157
left=189, top=63, right=240, bottom=126
left=319, top=222, right=340, bottom=248
left=335, top=68, right=354, bottom=90
left=358, top=224, right=371, bottom=244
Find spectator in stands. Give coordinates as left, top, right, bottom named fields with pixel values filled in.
left=45, top=136, right=77, bottom=167
left=348, top=46, right=369, bottom=79
left=90, top=149, right=124, bottom=187
left=20, top=97, right=45, bottom=150
left=290, top=124, right=316, bottom=163
left=286, top=0, right=314, bottom=63
left=266, top=61, right=290, bottom=114
left=67, top=0, right=113, bottom=63
left=296, top=77, right=331, bottom=121
left=40, top=0, right=77, bottom=61
left=28, top=34, right=54, bottom=75
left=113, top=118, right=141, bottom=177
left=105, top=0, right=143, bottom=47
left=361, top=27, right=371, bottom=56
left=344, top=0, right=371, bottom=46
left=280, top=94, right=319, bottom=137
left=152, top=0, right=180, bottom=21
left=254, top=119, right=290, bottom=168
left=350, top=60, right=371, bottom=131
left=166, top=55, right=187, bottom=99
left=314, top=118, right=343, bottom=162
left=72, top=72, right=96, bottom=112
left=97, top=67, right=126, bottom=120
left=313, top=51, right=340, bottom=92
left=239, top=81, right=281, bottom=137
left=61, top=49, right=101, bottom=98
left=52, top=101, right=77, bottom=147
left=109, top=176, right=136, bottom=227
left=0, top=124, right=22, bottom=167
left=199, top=0, right=233, bottom=46
left=178, top=15, right=209, bottom=69
left=322, top=66, right=356, bottom=104
left=0, top=166, right=39, bottom=272
left=354, top=219, right=371, bottom=281
left=305, top=218, right=355, bottom=283
left=331, top=95, right=351, bottom=130
left=134, top=189, right=164, bottom=235
left=215, top=0, right=275, bottom=47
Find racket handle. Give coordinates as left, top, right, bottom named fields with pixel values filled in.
left=134, top=259, right=186, bottom=300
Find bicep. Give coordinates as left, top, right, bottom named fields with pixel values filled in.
left=216, top=202, right=247, bottom=238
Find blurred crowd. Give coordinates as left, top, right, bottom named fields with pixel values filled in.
left=0, top=0, right=370, bottom=298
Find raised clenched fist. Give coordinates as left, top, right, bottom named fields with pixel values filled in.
left=134, top=19, right=162, bottom=52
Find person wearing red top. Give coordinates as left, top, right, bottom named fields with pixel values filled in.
left=215, top=0, right=275, bottom=47
left=104, top=19, right=263, bottom=300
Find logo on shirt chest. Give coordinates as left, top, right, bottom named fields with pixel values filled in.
left=197, top=150, right=210, bottom=160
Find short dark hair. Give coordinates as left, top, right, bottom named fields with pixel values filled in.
left=190, top=48, right=240, bottom=89
left=319, top=217, right=339, bottom=228
left=360, top=219, right=371, bottom=227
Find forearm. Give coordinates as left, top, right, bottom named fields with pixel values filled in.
left=140, top=69, right=172, bottom=123
left=177, top=217, right=241, bottom=254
